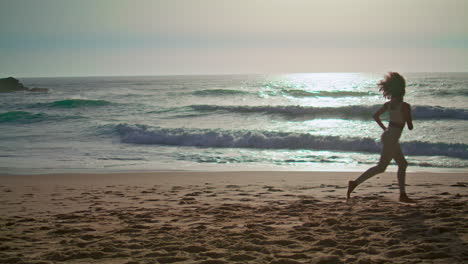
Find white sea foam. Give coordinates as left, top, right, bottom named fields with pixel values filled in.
left=116, top=124, right=468, bottom=159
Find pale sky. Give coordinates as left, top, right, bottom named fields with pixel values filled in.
left=1, top=0, right=467, bottom=77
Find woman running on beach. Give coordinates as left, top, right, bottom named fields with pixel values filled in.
left=347, top=72, right=416, bottom=203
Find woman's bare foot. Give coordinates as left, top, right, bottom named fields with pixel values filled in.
left=347, top=180, right=357, bottom=200
left=399, top=194, right=417, bottom=203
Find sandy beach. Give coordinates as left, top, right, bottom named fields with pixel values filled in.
left=0, top=171, right=467, bottom=264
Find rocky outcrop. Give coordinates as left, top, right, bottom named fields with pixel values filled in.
left=0, top=77, right=48, bottom=92
left=0, top=77, right=29, bottom=92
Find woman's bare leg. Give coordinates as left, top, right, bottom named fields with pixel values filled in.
left=393, top=145, right=416, bottom=203
left=347, top=139, right=393, bottom=200
left=347, top=164, right=388, bottom=200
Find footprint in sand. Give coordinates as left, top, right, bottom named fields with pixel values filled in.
left=185, top=192, right=203, bottom=196
left=141, top=188, right=157, bottom=193
left=179, top=197, right=197, bottom=204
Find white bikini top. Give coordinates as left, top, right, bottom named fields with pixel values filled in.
left=388, top=102, right=405, bottom=124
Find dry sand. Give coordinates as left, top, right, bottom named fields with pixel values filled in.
left=0, top=171, right=467, bottom=264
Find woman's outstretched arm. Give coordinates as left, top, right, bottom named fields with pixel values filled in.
left=373, top=103, right=388, bottom=131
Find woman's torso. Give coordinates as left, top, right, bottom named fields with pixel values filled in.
left=388, top=101, right=405, bottom=125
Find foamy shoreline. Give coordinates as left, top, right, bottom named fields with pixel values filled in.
left=1, top=171, right=467, bottom=263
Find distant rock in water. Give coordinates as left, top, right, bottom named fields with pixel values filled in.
left=29, top=87, right=49, bottom=92
left=0, top=77, right=48, bottom=93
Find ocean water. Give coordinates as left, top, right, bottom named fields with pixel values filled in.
left=1, top=73, right=467, bottom=174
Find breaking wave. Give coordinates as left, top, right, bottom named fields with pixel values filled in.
left=115, top=124, right=468, bottom=159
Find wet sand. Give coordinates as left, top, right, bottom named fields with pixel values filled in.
left=0, top=171, right=467, bottom=264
